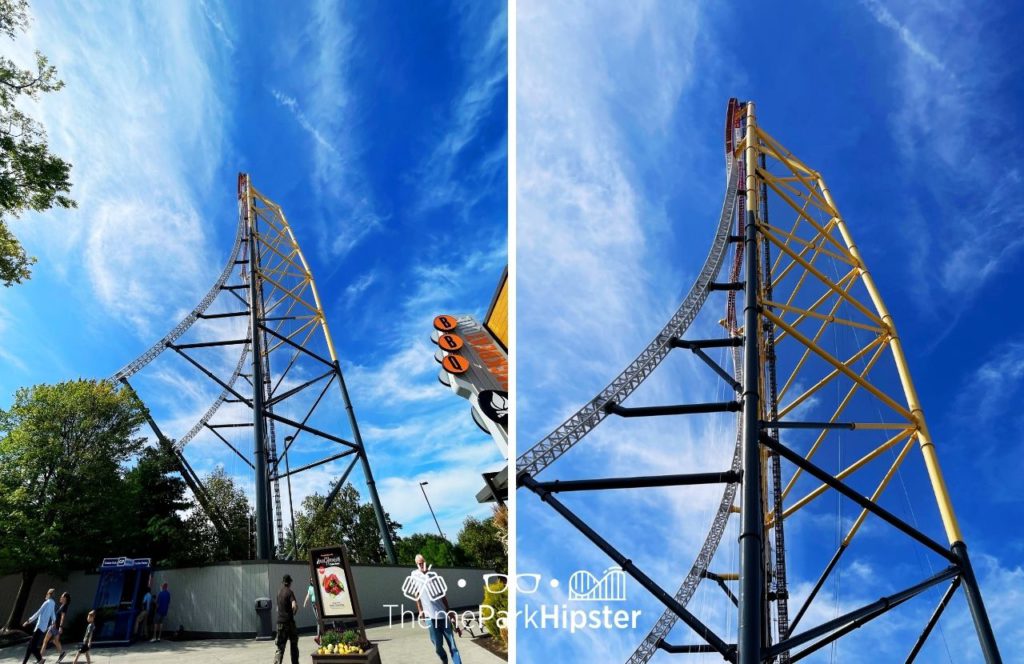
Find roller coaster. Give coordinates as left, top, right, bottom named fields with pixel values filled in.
left=517, top=99, right=1002, bottom=662
left=111, top=173, right=396, bottom=563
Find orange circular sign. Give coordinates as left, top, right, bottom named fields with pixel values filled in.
left=438, top=334, right=464, bottom=351
left=441, top=354, right=470, bottom=374
left=433, top=315, right=458, bottom=332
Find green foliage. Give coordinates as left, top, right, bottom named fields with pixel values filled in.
left=481, top=580, right=507, bottom=647
left=181, top=467, right=254, bottom=562
left=457, top=516, right=506, bottom=573
left=0, top=0, right=76, bottom=286
left=395, top=532, right=462, bottom=567
left=340, top=629, right=357, bottom=645
left=0, top=379, right=146, bottom=578
left=287, top=481, right=401, bottom=564
left=118, top=446, right=206, bottom=567
left=320, top=629, right=342, bottom=647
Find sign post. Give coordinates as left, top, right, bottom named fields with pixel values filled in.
left=308, top=545, right=380, bottom=662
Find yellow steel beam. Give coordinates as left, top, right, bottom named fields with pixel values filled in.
left=266, top=315, right=318, bottom=356
left=769, top=197, right=812, bottom=277
left=772, top=238, right=854, bottom=343
left=270, top=204, right=340, bottom=364
left=818, top=176, right=964, bottom=544
left=778, top=428, right=914, bottom=522
left=769, top=221, right=838, bottom=293
left=780, top=342, right=888, bottom=502
left=777, top=290, right=849, bottom=401
left=762, top=178, right=853, bottom=261
left=762, top=226, right=885, bottom=328
left=764, top=309, right=913, bottom=421
left=760, top=167, right=836, bottom=218
left=843, top=434, right=918, bottom=546
left=255, top=269, right=318, bottom=317
left=761, top=223, right=856, bottom=267
left=765, top=299, right=884, bottom=335
left=777, top=334, right=885, bottom=419
left=754, top=127, right=829, bottom=204
left=773, top=266, right=857, bottom=344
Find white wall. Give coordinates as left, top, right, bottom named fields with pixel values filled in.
left=0, top=563, right=491, bottom=638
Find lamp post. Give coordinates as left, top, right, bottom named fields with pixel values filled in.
left=419, top=481, right=445, bottom=540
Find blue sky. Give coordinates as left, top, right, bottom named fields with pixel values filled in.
left=0, top=0, right=507, bottom=542
left=517, top=1, right=1023, bottom=662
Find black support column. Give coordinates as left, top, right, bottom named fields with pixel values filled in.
left=247, top=193, right=272, bottom=561
left=738, top=100, right=764, bottom=664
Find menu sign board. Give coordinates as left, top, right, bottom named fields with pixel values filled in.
left=309, top=546, right=357, bottom=619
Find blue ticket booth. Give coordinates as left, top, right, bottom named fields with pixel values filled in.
left=91, top=557, right=152, bottom=646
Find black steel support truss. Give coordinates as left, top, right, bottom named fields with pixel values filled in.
left=514, top=101, right=1003, bottom=664
left=520, top=471, right=737, bottom=662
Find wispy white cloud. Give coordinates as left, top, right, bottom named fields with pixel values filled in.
left=270, top=89, right=340, bottom=158
left=861, top=1, right=1024, bottom=311
left=414, top=4, right=507, bottom=216
left=0, top=2, right=227, bottom=339
left=859, top=0, right=948, bottom=74
left=517, top=3, right=729, bottom=660
left=271, top=2, right=384, bottom=260
left=955, top=341, right=1024, bottom=421
left=198, top=0, right=236, bottom=51
left=342, top=268, right=378, bottom=309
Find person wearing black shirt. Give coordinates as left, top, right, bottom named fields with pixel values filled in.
left=274, top=574, right=299, bottom=664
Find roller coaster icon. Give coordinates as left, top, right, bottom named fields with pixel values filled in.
left=568, top=566, right=627, bottom=602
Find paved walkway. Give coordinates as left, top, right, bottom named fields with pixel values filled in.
left=0, top=623, right=505, bottom=663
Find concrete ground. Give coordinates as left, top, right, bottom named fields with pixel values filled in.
left=0, top=622, right=505, bottom=663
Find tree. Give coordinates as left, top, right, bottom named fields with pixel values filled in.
left=288, top=482, right=402, bottom=564
left=456, top=515, right=506, bottom=573
left=0, top=0, right=76, bottom=287
left=117, top=446, right=205, bottom=568
left=396, top=533, right=463, bottom=568
left=0, top=379, right=145, bottom=629
left=181, top=467, right=254, bottom=563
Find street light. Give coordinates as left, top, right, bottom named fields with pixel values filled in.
left=419, top=481, right=446, bottom=540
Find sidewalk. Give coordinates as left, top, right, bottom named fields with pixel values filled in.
left=1, top=622, right=505, bottom=663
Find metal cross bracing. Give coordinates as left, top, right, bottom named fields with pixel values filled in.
left=517, top=99, right=1002, bottom=662
left=108, top=173, right=397, bottom=564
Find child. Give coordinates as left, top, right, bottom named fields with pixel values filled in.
left=71, top=610, right=95, bottom=664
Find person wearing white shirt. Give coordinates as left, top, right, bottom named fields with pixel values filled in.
left=21, top=588, right=56, bottom=664
left=412, top=555, right=462, bottom=664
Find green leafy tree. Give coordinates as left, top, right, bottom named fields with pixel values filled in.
left=181, top=466, right=254, bottom=563
left=0, top=379, right=145, bottom=629
left=117, top=446, right=205, bottom=567
left=289, top=482, right=401, bottom=564
left=395, top=533, right=463, bottom=568
left=0, top=0, right=76, bottom=287
left=456, top=515, right=506, bottom=573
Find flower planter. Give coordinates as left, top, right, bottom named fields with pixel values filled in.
left=310, top=644, right=381, bottom=664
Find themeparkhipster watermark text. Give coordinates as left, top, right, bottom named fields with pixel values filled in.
left=387, top=565, right=642, bottom=633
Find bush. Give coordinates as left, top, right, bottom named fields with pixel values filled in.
left=481, top=580, right=508, bottom=649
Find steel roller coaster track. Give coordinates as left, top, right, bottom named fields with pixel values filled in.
left=518, top=99, right=1002, bottom=663
left=105, top=174, right=397, bottom=563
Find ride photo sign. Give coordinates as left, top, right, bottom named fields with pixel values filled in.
left=309, top=545, right=357, bottom=619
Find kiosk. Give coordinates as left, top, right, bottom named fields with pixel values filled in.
left=90, top=556, right=152, bottom=646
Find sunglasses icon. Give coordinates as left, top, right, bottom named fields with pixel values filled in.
left=483, top=573, right=541, bottom=594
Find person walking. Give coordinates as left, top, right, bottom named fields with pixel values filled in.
left=412, top=554, right=462, bottom=664
left=150, top=583, right=171, bottom=642
left=71, top=610, right=95, bottom=664
left=302, top=578, right=320, bottom=641
left=134, top=587, right=151, bottom=640
left=273, top=574, right=299, bottom=664
left=39, top=592, right=69, bottom=662
left=21, top=588, right=56, bottom=664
